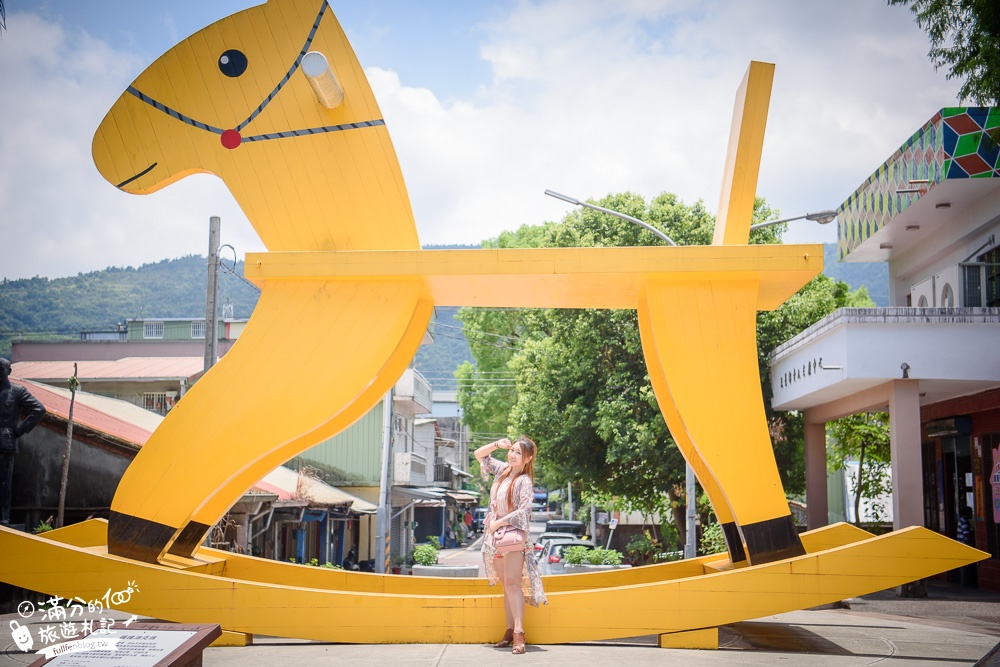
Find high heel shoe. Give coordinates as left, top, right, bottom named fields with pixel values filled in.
left=493, top=628, right=514, bottom=648
left=512, top=630, right=526, bottom=654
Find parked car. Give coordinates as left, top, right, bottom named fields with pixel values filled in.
left=471, top=507, right=488, bottom=533
left=531, top=502, right=546, bottom=514
left=537, top=539, right=596, bottom=575
left=532, top=532, right=582, bottom=559
left=543, top=519, right=586, bottom=537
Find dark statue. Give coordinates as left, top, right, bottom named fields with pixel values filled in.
left=0, top=358, right=45, bottom=526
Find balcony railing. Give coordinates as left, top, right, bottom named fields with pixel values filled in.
left=394, top=368, right=433, bottom=415
left=961, top=262, right=1000, bottom=308
left=434, top=463, right=454, bottom=486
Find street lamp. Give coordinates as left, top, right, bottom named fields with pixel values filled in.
left=545, top=187, right=691, bottom=554
left=749, top=210, right=837, bottom=231
left=544, top=189, right=677, bottom=246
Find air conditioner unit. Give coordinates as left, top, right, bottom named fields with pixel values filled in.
left=393, top=452, right=427, bottom=485
left=393, top=452, right=412, bottom=484
left=910, top=275, right=935, bottom=307
left=935, top=264, right=961, bottom=307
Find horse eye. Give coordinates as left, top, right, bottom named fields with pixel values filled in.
left=218, top=49, right=248, bottom=78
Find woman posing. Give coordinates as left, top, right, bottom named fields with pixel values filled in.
left=475, top=436, right=547, bottom=654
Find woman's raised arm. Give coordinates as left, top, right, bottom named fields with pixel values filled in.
left=474, top=438, right=511, bottom=464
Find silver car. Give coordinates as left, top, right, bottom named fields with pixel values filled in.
left=532, top=532, right=581, bottom=559
left=537, top=539, right=596, bottom=575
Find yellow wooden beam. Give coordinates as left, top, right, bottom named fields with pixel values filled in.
left=659, top=627, right=718, bottom=649
left=640, top=277, right=804, bottom=564
left=210, top=630, right=253, bottom=647
left=107, top=280, right=433, bottom=562
left=43, top=520, right=874, bottom=596
left=0, top=524, right=986, bottom=645
left=713, top=61, right=775, bottom=246
left=245, top=245, right=823, bottom=311
left=637, top=304, right=741, bottom=558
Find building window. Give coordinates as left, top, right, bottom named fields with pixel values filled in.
left=963, top=264, right=983, bottom=307
left=191, top=321, right=207, bottom=339
left=143, top=321, right=164, bottom=339
left=979, top=248, right=1000, bottom=307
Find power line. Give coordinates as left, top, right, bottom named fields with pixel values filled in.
left=417, top=368, right=517, bottom=378
left=217, top=245, right=261, bottom=293
left=434, top=322, right=520, bottom=342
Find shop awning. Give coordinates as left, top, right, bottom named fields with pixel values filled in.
left=449, top=465, right=473, bottom=479
left=392, top=486, right=447, bottom=507
left=260, top=466, right=377, bottom=514
left=446, top=491, right=479, bottom=503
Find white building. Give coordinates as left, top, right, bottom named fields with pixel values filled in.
left=770, top=107, right=1000, bottom=589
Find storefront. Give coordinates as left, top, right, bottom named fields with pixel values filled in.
left=921, top=389, right=1000, bottom=589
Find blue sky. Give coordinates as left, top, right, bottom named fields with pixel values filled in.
left=0, top=1, right=961, bottom=280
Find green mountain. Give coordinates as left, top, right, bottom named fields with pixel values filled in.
left=0, top=244, right=887, bottom=369
left=823, top=244, right=888, bottom=306
left=413, top=306, right=474, bottom=391
left=0, top=255, right=260, bottom=357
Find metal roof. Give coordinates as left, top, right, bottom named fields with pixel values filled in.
left=259, top=466, right=377, bottom=513
left=11, top=376, right=161, bottom=446
left=12, top=357, right=205, bottom=382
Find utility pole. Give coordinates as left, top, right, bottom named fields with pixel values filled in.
left=375, top=389, right=393, bottom=573
left=684, top=464, right=697, bottom=558
left=204, top=216, right=221, bottom=372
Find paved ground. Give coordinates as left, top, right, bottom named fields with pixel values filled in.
left=3, top=533, right=999, bottom=666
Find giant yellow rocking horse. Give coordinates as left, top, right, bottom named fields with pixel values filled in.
left=0, top=0, right=984, bottom=648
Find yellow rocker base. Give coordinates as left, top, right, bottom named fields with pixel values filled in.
left=0, top=521, right=985, bottom=645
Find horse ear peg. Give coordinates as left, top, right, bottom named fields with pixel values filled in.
left=301, top=51, right=345, bottom=109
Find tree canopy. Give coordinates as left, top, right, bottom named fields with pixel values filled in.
left=890, top=0, right=1000, bottom=104
left=456, top=191, right=866, bottom=539
left=828, top=412, right=892, bottom=525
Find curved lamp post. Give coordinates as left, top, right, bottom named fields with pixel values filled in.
left=544, top=189, right=677, bottom=246
left=545, top=187, right=689, bottom=553
left=749, top=210, right=837, bottom=231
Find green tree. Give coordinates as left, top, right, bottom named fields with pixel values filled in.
left=827, top=412, right=892, bottom=526
left=456, top=191, right=863, bottom=543
left=890, top=0, right=1000, bottom=104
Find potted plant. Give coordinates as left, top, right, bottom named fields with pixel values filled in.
left=391, top=554, right=404, bottom=575
left=411, top=542, right=479, bottom=578
left=626, top=530, right=667, bottom=566
left=412, top=543, right=439, bottom=566
left=562, top=546, right=631, bottom=573
left=401, top=548, right=416, bottom=575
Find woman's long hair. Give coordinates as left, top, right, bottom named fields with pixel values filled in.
left=498, top=436, right=536, bottom=511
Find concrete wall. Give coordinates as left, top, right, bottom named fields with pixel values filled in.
left=10, top=422, right=134, bottom=530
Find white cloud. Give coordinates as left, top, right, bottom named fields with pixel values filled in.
left=1, top=1, right=964, bottom=279
left=377, top=0, right=962, bottom=247
left=0, top=12, right=262, bottom=281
